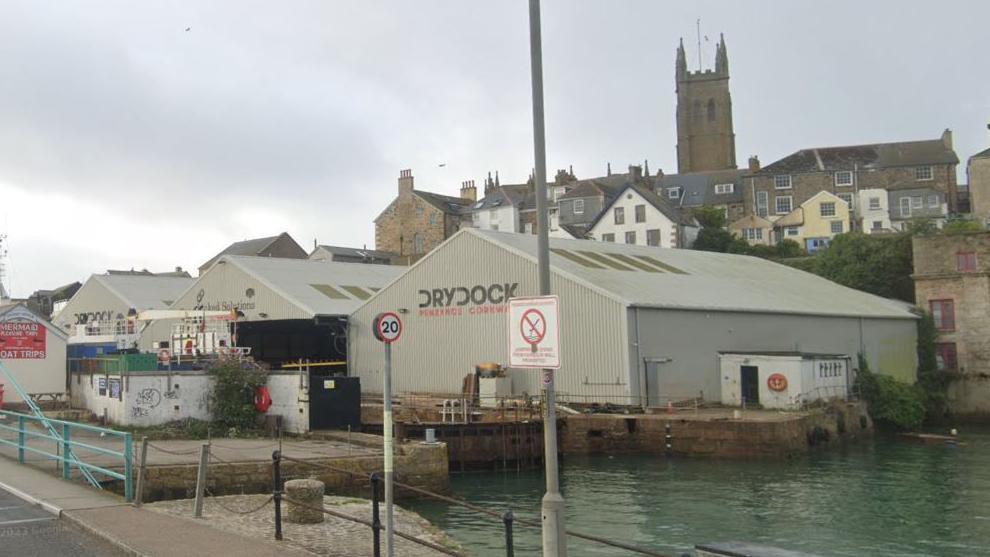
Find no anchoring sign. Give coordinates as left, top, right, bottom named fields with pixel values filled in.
left=508, top=296, right=560, bottom=369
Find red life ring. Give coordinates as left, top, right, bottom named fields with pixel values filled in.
left=254, top=386, right=272, bottom=413
left=767, top=373, right=789, bottom=392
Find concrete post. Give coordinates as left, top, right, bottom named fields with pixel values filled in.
left=193, top=443, right=209, bottom=518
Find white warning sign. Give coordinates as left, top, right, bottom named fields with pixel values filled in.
left=507, top=295, right=560, bottom=369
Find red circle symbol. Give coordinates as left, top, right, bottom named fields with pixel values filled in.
left=767, top=373, right=788, bottom=392
left=519, top=309, right=547, bottom=346
left=375, top=312, right=403, bottom=344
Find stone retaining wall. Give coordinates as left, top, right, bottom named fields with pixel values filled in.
left=560, top=402, right=872, bottom=459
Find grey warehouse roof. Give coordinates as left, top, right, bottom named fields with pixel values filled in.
left=94, top=274, right=195, bottom=310
left=203, top=255, right=405, bottom=317
left=470, top=229, right=916, bottom=320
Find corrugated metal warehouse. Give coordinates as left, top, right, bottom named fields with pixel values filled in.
left=167, top=256, right=405, bottom=368
left=349, top=229, right=918, bottom=407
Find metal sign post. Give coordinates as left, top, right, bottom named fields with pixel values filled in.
left=373, top=312, right=402, bottom=557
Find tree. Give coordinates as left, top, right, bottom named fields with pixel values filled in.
left=811, top=232, right=915, bottom=302
left=942, top=217, right=982, bottom=234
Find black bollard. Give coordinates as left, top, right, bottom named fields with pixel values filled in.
left=503, top=510, right=515, bottom=557
left=371, top=472, right=382, bottom=557
left=272, top=450, right=283, bottom=541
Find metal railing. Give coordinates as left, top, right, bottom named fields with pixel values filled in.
left=0, top=409, right=134, bottom=501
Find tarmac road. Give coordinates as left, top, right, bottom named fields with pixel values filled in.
left=0, top=486, right=127, bottom=557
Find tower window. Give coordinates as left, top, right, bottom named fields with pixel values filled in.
left=693, top=100, right=702, bottom=124
left=707, top=99, right=716, bottom=122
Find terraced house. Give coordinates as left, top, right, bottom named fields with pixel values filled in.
left=746, top=130, right=959, bottom=235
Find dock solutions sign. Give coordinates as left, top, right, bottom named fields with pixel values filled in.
left=0, top=308, right=47, bottom=359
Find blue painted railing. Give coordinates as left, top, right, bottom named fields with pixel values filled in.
left=0, top=409, right=133, bottom=501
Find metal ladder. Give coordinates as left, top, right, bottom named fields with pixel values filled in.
left=0, top=361, right=101, bottom=488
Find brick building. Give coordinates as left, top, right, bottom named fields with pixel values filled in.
left=747, top=131, right=959, bottom=230
left=968, top=146, right=990, bottom=227
left=374, top=169, right=473, bottom=263
left=913, top=232, right=990, bottom=416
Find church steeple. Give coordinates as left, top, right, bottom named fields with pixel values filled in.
left=674, top=32, right=737, bottom=173
left=715, top=33, right=728, bottom=75
left=675, top=38, right=687, bottom=81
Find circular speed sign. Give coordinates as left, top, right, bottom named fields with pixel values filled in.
left=374, top=312, right=403, bottom=344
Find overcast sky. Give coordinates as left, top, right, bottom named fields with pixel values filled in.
left=1, top=0, right=989, bottom=297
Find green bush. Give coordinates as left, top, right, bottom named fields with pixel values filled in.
left=855, top=354, right=925, bottom=431
left=207, top=356, right=268, bottom=433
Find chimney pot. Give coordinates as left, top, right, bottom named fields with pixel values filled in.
left=398, top=168, right=414, bottom=195
left=748, top=156, right=761, bottom=172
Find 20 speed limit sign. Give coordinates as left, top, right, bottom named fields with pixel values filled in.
left=373, top=312, right=403, bottom=344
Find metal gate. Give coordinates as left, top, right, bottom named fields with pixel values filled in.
left=308, top=375, right=361, bottom=431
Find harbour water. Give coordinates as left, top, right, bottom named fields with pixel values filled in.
left=409, top=429, right=990, bottom=556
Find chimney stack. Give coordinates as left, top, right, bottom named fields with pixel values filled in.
left=629, top=165, right=642, bottom=181
left=398, top=169, right=414, bottom=195
left=942, top=128, right=953, bottom=150
left=748, top=156, right=761, bottom=173
left=461, top=180, right=477, bottom=202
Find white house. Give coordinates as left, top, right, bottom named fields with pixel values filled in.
left=858, top=188, right=892, bottom=233
left=466, top=183, right=530, bottom=233
left=587, top=184, right=695, bottom=248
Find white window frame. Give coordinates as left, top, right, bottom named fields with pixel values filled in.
left=928, top=194, right=939, bottom=208
left=835, top=171, right=853, bottom=187
left=830, top=221, right=843, bottom=234
left=775, top=196, right=793, bottom=215
left=714, top=183, right=734, bottom=195
left=915, top=166, right=933, bottom=181
left=573, top=199, right=585, bottom=214
left=820, top=202, right=836, bottom=217
left=786, top=227, right=799, bottom=237
left=756, top=191, right=769, bottom=217
left=667, top=187, right=682, bottom=199
left=900, top=197, right=912, bottom=217
left=774, top=175, right=792, bottom=190
left=868, top=197, right=881, bottom=211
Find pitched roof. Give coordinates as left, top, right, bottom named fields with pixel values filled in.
left=465, top=184, right=532, bottom=212
left=0, top=280, right=9, bottom=301
left=558, top=174, right=631, bottom=201
left=759, top=137, right=958, bottom=174
left=559, top=224, right=590, bottom=239
left=311, top=245, right=397, bottom=262
left=729, top=214, right=773, bottom=230
left=0, top=303, right=68, bottom=341
left=971, top=146, right=990, bottom=160
left=467, top=229, right=915, bottom=320
left=587, top=183, right=694, bottom=231
left=414, top=190, right=474, bottom=215
left=199, top=232, right=306, bottom=272
left=656, top=169, right=745, bottom=207
left=207, top=255, right=405, bottom=317
left=93, top=274, right=195, bottom=310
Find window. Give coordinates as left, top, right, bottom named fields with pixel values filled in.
left=413, top=233, right=424, bottom=254
left=900, top=197, right=912, bottom=217
left=635, top=204, right=646, bottom=223
left=786, top=227, right=799, bottom=236
left=869, top=197, right=881, bottom=210
left=775, top=196, right=793, bottom=215
left=774, top=175, right=792, bottom=190
left=646, top=229, right=661, bottom=246
left=614, top=207, right=625, bottom=225
left=957, top=251, right=977, bottom=272
left=625, top=231, right=636, bottom=244
left=935, top=343, right=958, bottom=371
left=707, top=98, right=716, bottom=122
left=930, top=299, right=955, bottom=331
left=835, top=171, right=853, bottom=187
left=667, top=187, right=682, bottom=199
left=573, top=199, right=585, bottom=214
left=838, top=193, right=853, bottom=209
left=415, top=204, right=424, bottom=217
left=928, top=194, right=939, bottom=208
left=524, top=222, right=534, bottom=234
left=714, top=183, right=734, bottom=195
left=743, top=228, right=763, bottom=240
left=820, top=202, right=836, bottom=217
left=830, top=221, right=843, bottom=234
left=872, top=220, right=883, bottom=230
left=601, top=233, right=615, bottom=242
left=491, top=223, right=499, bottom=231
left=756, top=191, right=769, bottom=218
left=429, top=212, right=438, bottom=226
left=911, top=196, right=923, bottom=209
left=915, top=166, right=933, bottom=181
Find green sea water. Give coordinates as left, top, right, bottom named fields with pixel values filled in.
left=409, top=430, right=990, bottom=556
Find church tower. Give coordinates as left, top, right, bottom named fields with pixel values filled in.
left=675, top=34, right=736, bottom=173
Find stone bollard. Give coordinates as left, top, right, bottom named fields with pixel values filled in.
left=285, top=479, right=325, bottom=524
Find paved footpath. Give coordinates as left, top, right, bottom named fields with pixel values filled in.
left=0, top=455, right=315, bottom=556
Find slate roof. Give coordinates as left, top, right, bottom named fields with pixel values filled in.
left=469, top=229, right=917, bottom=320
left=465, top=184, right=531, bottom=212
left=93, top=274, right=196, bottom=311
left=558, top=174, right=633, bottom=201
left=656, top=169, right=745, bottom=207
left=199, top=232, right=306, bottom=272
left=759, top=137, right=958, bottom=175
left=559, top=224, right=590, bottom=239
left=311, top=245, right=397, bottom=262
left=414, top=190, right=474, bottom=215
left=972, top=147, right=990, bottom=160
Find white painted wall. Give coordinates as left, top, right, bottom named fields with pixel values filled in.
left=719, top=353, right=851, bottom=410
left=471, top=205, right=519, bottom=233
left=69, top=371, right=308, bottom=432
left=588, top=189, right=680, bottom=248
left=0, top=318, right=67, bottom=403
left=859, top=188, right=892, bottom=233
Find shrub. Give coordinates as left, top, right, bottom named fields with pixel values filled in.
left=855, top=354, right=925, bottom=431
left=207, top=356, right=268, bottom=432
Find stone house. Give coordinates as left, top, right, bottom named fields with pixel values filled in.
left=587, top=183, right=697, bottom=248
left=913, top=231, right=990, bottom=416
left=968, top=146, right=990, bottom=227
left=772, top=191, right=851, bottom=254
left=198, top=232, right=307, bottom=275
left=746, top=130, right=959, bottom=228
left=374, top=169, right=474, bottom=264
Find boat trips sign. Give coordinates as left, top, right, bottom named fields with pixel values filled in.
left=0, top=308, right=47, bottom=359
left=507, top=295, right=560, bottom=369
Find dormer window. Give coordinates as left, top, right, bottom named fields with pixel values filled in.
left=714, top=183, right=734, bottom=194
left=667, top=187, right=682, bottom=199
